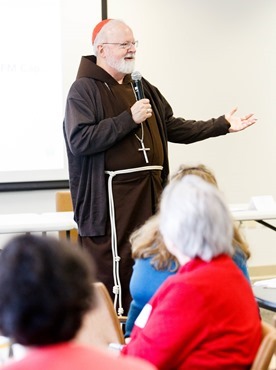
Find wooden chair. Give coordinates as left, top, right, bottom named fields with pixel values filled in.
left=55, top=190, right=78, bottom=242
left=75, top=282, right=125, bottom=349
left=273, top=315, right=276, bottom=329
left=250, top=320, right=276, bottom=370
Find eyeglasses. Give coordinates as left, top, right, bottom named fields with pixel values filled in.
left=102, top=41, right=138, bottom=49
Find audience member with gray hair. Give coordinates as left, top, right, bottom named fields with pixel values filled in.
left=160, top=174, right=234, bottom=262
left=124, top=164, right=251, bottom=339
left=122, top=175, right=261, bottom=370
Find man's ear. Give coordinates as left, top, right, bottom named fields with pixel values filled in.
left=97, top=44, right=106, bottom=58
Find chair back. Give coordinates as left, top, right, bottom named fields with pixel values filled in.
left=75, top=282, right=125, bottom=349
left=55, top=190, right=78, bottom=242
left=250, top=320, right=276, bottom=370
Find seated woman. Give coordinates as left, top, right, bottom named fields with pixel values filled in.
left=125, top=164, right=251, bottom=338
left=122, top=175, right=261, bottom=370
left=172, top=164, right=251, bottom=279
left=0, top=235, right=156, bottom=370
left=125, top=214, right=179, bottom=338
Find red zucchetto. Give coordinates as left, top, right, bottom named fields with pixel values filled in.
left=92, top=19, right=113, bottom=45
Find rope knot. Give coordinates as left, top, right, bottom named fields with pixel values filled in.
left=113, top=285, right=120, bottom=295
left=118, top=307, right=124, bottom=315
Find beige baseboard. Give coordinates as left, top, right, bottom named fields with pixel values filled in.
left=249, top=265, right=276, bottom=283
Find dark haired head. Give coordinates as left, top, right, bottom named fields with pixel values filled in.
left=0, top=235, right=96, bottom=346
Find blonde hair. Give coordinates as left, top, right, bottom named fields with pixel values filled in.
left=130, top=215, right=179, bottom=271
left=130, top=163, right=250, bottom=270
left=171, top=164, right=218, bottom=185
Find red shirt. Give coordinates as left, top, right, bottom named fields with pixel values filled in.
left=4, top=342, right=156, bottom=370
left=122, top=255, right=261, bottom=370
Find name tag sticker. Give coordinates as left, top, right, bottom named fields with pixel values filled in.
left=134, top=303, right=152, bottom=328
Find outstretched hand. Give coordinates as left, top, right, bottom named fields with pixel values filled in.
left=225, top=107, right=257, bottom=133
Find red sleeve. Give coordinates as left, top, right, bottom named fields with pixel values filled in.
left=122, top=279, right=208, bottom=370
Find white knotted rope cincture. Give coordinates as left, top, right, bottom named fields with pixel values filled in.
left=105, top=165, right=163, bottom=316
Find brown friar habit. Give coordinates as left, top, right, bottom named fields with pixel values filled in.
left=63, top=55, right=230, bottom=313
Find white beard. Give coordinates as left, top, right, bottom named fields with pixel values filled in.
left=106, top=52, right=135, bottom=74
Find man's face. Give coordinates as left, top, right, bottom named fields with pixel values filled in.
left=102, top=23, right=136, bottom=74
left=105, top=46, right=135, bottom=74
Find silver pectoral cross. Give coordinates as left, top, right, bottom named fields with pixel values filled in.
left=138, top=141, right=150, bottom=163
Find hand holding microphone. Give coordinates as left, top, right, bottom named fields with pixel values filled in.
left=131, top=71, right=152, bottom=124
left=131, top=100, right=152, bottom=124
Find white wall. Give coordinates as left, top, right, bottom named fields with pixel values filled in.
left=107, top=0, right=276, bottom=269
left=1, top=0, right=276, bottom=270
left=108, top=0, right=276, bottom=202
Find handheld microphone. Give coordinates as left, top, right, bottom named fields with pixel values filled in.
left=131, top=71, right=145, bottom=100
